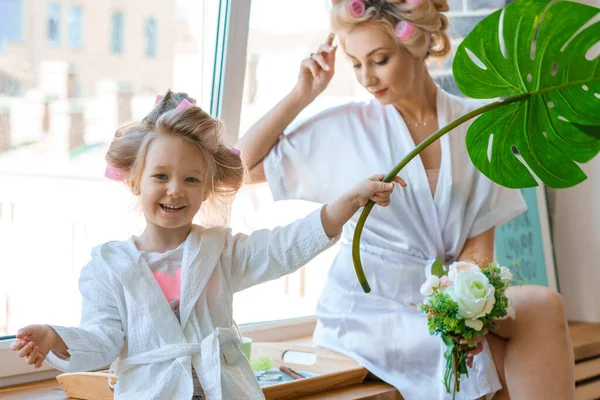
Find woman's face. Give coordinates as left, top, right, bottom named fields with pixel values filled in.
left=342, top=24, right=424, bottom=105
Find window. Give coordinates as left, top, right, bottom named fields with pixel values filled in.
left=110, top=11, right=124, bottom=54
left=0, top=0, right=24, bottom=43
left=229, top=0, right=369, bottom=325
left=144, top=17, right=158, bottom=58
left=47, top=3, right=61, bottom=46
left=68, top=6, right=83, bottom=49
left=0, top=0, right=225, bottom=384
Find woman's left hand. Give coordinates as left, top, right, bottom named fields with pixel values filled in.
left=459, top=328, right=488, bottom=368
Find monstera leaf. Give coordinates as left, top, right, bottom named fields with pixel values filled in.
left=351, top=0, right=600, bottom=293
left=453, top=0, right=600, bottom=188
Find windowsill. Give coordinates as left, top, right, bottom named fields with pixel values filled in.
left=0, top=315, right=317, bottom=387
left=2, top=322, right=600, bottom=399
left=0, top=314, right=395, bottom=400
left=0, top=338, right=59, bottom=387
left=239, top=315, right=317, bottom=342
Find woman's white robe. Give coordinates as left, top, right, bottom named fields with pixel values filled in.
left=264, top=88, right=527, bottom=399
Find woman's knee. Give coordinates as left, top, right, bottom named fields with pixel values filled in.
left=511, top=285, right=567, bottom=328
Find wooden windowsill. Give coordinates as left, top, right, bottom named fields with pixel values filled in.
left=2, top=322, right=600, bottom=400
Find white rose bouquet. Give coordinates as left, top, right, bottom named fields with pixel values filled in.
left=419, top=259, right=515, bottom=398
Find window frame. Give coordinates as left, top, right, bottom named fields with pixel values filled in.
left=210, top=0, right=251, bottom=142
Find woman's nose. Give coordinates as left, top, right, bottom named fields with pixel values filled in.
left=361, top=69, right=377, bottom=88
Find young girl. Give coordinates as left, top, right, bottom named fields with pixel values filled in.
left=237, top=0, right=574, bottom=399
left=10, top=90, right=404, bottom=399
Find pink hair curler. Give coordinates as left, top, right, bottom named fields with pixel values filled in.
left=105, top=135, right=125, bottom=181
left=395, top=20, right=415, bottom=39
left=176, top=99, right=193, bottom=111
left=349, top=0, right=366, bottom=18
left=105, top=165, right=125, bottom=181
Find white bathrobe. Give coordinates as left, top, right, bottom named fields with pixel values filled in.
left=46, top=209, right=337, bottom=400
left=263, top=88, right=527, bottom=399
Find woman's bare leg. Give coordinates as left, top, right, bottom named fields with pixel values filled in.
left=487, top=333, right=509, bottom=400
left=491, top=285, right=575, bottom=399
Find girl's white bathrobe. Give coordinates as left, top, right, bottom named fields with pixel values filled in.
left=263, top=88, right=528, bottom=399
left=46, top=209, right=337, bottom=399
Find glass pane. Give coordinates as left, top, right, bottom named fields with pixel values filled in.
left=144, top=17, right=158, bottom=58
left=0, top=0, right=24, bottom=43
left=231, top=0, right=370, bottom=325
left=68, top=6, right=83, bottom=49
left=0, top=0, right=222, bottom=337
left=47, top=3, right=61, bottom=47
left=110, top=12, right=124, bottom=54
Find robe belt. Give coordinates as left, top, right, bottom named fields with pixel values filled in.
left=108, top=327, right=242, bottom=399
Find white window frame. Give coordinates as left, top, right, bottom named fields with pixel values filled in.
left=210, top=0, right=251, bottom=142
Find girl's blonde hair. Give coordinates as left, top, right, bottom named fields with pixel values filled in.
left=330, top=0, right=450, bottom=59
left=105, top=90, right=245, bottom=225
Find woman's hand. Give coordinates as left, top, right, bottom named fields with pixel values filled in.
left=294, top=33, right=338, bottom=101
left=237, top=36, right=338, bottom=174
left=10, top=324, right=67, bottom=368
left=458, top=328, right=488, bottom=368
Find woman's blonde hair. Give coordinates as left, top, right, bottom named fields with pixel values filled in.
left=330, top=0, right=451, bottom=59
left=105, top=90, right=245, bottom=225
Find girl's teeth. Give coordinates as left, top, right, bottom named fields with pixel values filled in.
left=162, top=205, right=184, bottom=210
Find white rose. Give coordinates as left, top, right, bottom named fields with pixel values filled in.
left=446, top=269, right=496, bottom=330
left=420, top=275, right=441, bottom=297
left=499, top=266, right=513, bottom=283
left=465, top=319, right=484, bottom=331
left=447, top=261, right=480, bottom=283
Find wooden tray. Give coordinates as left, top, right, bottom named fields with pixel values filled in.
left=56, top=372, right=114, bottom=400
left=253, top=342, right=368, bottom=399
left=55, top=343, right=368, bottom=400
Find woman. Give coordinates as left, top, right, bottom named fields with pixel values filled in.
left=237, top=0, right=575, bottom=398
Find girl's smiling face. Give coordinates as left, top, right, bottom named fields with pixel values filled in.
left=137, top=133, right=209, bottom=232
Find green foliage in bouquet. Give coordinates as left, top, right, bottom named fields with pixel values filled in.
left=420, top=262, right=512, bottom=397
left=352, top=0, right=600, bottom=293
left=421, top=264, right=510, bottom=339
